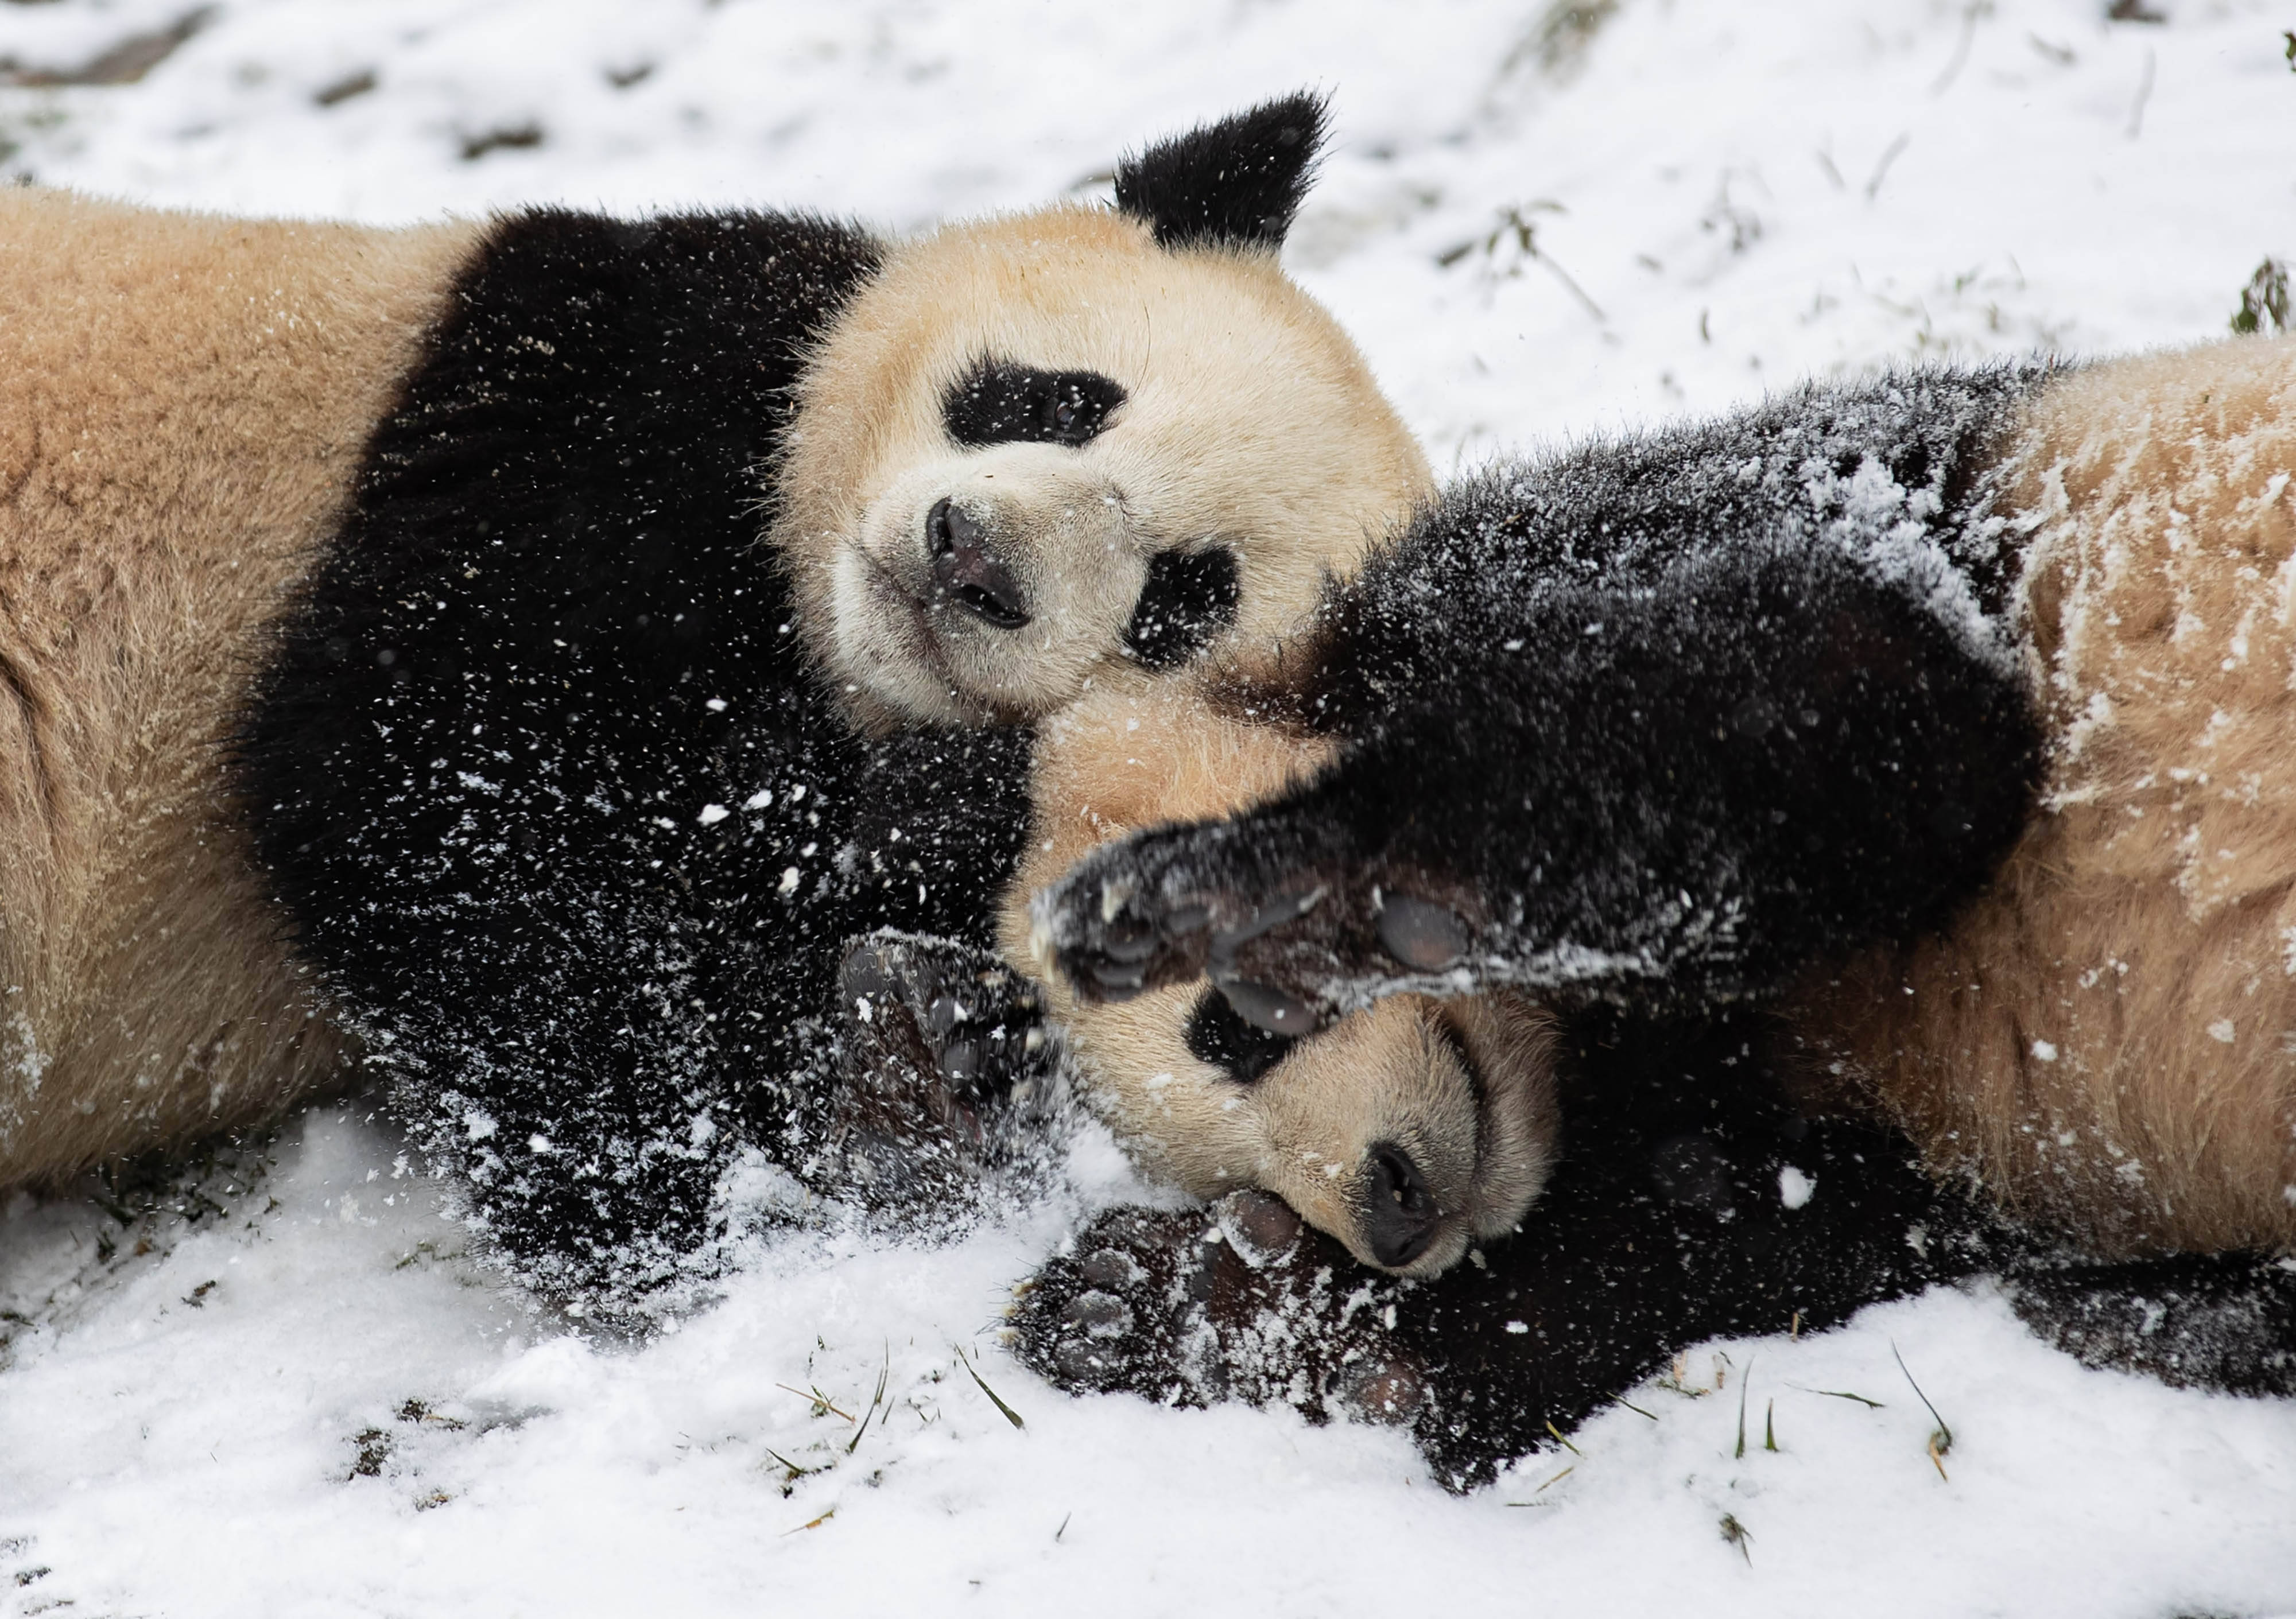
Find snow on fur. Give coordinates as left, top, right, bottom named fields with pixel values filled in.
left=2, top=1, right=2294, bottom=1614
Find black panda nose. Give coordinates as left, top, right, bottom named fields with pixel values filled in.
left=1361, top=1142, right=1442, bottom=1269
left=926, top=498, right=1031, bottom=630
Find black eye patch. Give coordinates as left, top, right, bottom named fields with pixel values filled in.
left=1123, top=545, right=1240, bottom=671
left=1186, top=984, right=1298, bottom=1084
left=941, top=359, right=1126, bottom=449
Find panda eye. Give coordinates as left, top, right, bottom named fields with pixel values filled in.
left=1123, top=545, right=1240, bottom=670
left=943, top=358, right=1126, bottom=449
left=1185, top=985, right=1297, bottom=1084
left=1429, top=1009, right=1487, bottom=1101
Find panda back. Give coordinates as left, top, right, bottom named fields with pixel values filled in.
left=1806, top=337, right=2296, bottom=1256
left=0, top=186, right=475, bottom=1186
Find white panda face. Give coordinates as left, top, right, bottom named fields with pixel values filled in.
left=774, top=205, right=1430, bottom=729
left=1064, top=983, right=1562, bottom=1277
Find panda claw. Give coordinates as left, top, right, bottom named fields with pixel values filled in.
left=1215, top=1189, right=1302, bottom=1269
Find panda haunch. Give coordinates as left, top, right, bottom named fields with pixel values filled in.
left=1035, top=337, right=2296, bottom=1271
left=0, top=94, right=1430, bottom=1307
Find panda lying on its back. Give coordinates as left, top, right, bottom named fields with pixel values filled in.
left=1018, top=340, right=2296, bottom=1480
left=0, top=94, right=1430, bottom=1310
left=1041, top=337, right=2296, bottom=1264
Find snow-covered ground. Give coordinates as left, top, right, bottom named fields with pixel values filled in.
left=3, top=1, right=2293, bottom=1613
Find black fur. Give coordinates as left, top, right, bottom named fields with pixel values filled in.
left=1022, top=360, right=2296, bottom=1470
left=941, top=359, right=1126, bottom=449
left=1114, top=91, right=1328, bottom=252
left=2007, top=1251, right=2296, bottom=1396
left=1122, top=544, right=1240, bottom=670
left=1041, top=366, right=2053, bottom=1018
left=1017, top=1007, right=2296, bottom=1488
left=1015, top=1010, right=2024, bottom=1490
left=237, top=208, right=1039, bottom=1309
left=1182, top=984, right=1297, bottom=1084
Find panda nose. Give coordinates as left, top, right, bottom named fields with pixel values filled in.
left=1361, top=1142, right=1442, bottom=1269
left=926, top=499, right=1031, bottom=630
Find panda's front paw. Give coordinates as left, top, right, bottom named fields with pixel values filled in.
left=1031, top=813, right=1480, bottom=1034
left=818, top=931, right=1056, bottom=1203
left=1008, top=1192, right=1428, bottom=1427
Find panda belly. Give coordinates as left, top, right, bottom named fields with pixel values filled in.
left=1798, top=337, right=2296, bottom=1256
left=0, top=187, right=475, bottom=1186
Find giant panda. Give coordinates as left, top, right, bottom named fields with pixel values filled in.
left=999, top=682, right=1562, bottom=1278
left=1011, top=338, right=2296, bottom=1481
left=0, top=93, right=1433, bottom=1310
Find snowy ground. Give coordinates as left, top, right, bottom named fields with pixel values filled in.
left=3, top=1, right=2294, bottom=1613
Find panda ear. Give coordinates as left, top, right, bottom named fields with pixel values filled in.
left=1114, top=91, right=1330, bottom=254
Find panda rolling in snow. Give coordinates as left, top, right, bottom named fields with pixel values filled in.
left=1018, top=340, right=2296, bottom=1474
left=0, top=95, right=1430, bottom=1306
left=1000, top=683, right=1563, bottom=1279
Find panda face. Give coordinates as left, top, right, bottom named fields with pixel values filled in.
left=774, top=204, right=1430, bottom=729
left=1066, top=983, right=1561, bottom=1277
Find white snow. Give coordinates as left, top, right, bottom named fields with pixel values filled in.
left=6, top=1, right=2296, bottom=1613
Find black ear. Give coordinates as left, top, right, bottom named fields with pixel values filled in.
left=1114, top=91, right=1329, bottom=254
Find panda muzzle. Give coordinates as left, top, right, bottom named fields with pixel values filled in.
left=926, top=498, right=1030, bottom=630
left=1360, top=1141, right=1444, bottom=1269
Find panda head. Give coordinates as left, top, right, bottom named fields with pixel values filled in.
left=1004, top=681, right=1559, bottom=1277
left=1064, top=981, right=1562, bottom=1276
left=773, top=92, right=1432, bottom=729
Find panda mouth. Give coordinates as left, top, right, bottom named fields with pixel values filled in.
left=859, top=553, right=957, bottom=687
left=858, top=549, right=1052, bottom=724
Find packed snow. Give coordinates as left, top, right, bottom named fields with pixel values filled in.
left=3, top=1, right=2294, bottom=1613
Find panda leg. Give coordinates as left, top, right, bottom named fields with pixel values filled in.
left=816, top=930, right=1058, bottom=1203
left=2006, top=1249, right=2296, bottom=1396
left=1029, top=798, right=1485, bottom=1034
left=1040, top=543, right=2041, bottom=1031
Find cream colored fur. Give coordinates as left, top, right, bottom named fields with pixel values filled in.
left=774, top=205, right=1432, bottom=732
left=1802, top=335, right=2296, bottom=1256
left=0, top=185, right=1421, bottom=1201
left=1005, top=684, right=1560, bottom=1275
left=0, top=187, right=477, bottom=1187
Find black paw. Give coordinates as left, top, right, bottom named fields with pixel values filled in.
left=813, top=930, right=1058, bottom=1203
left=1009, top=1192, right=1428, bottom=1426
left=1030, top=814, right=1480, bottom=1034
